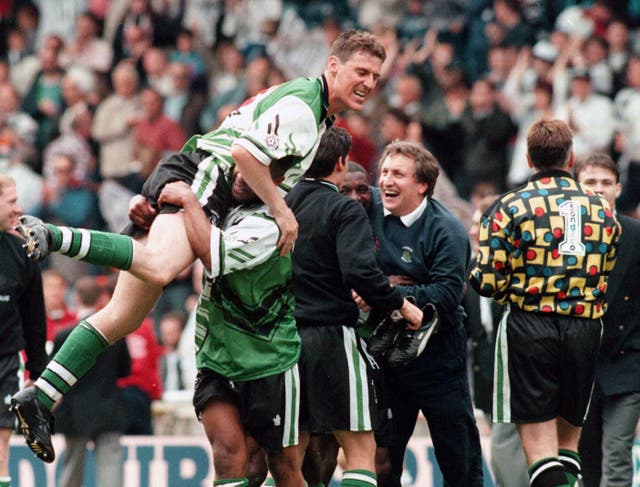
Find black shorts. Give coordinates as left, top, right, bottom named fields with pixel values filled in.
left=193, top=366, right=300, bottom=452
left=493, top=305, right=601, bottom=426
left=122, top=150, right=232, bottom=236
left=0, top=353, right=20, bottom=429
left=298, top=325, right=374, bottom=434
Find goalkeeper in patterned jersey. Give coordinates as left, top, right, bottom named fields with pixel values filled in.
left=11, top=29, right=386, bottom=463
left=469, top=119, right=620, bottom=487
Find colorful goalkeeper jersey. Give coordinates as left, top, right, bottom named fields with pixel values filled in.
left=182, top=75, right=333, bottom=205
left=194, top=203, right=299, bottom=381
left=469, top=169, right=620, bottom=319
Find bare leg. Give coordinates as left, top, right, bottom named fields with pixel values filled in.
left=333, top=430, right=376, bottom=472
left=517, top=419, right=559, bottom=465
left=246, top=437, right=268, bottom=487
left=0, top=428, right=11, bottom=477
left=557, top=417, right=581, bottom=453
left=267, top=445, right=306, bottom=487
left=201, top=400, right=248, bottom=479
left=87, top=213, right=197, bottom=343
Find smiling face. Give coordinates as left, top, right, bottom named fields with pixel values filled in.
left=326, top=51, right=382, bottom=115
left=341, top=171, right=371, bottom=210
left=378, top=154, right=428, bottom=216
left=0, top=179, right=20, bottom=231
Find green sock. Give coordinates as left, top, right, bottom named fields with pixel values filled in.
left=212, top=479, right=248, bottom=487
left=341, top=469, right=376, bottom=487
left=47, top=224, right=133, bottom=270
left=34, top=321, right=109, bottom=410
left=0, top=476, right=10, bottom=487
left=263, top=478, right=275, bottom=486
left=558, top=449, right=581, bottom=486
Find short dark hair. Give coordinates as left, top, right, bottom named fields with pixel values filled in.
left=378, top=141, right=440, bottom=197
left=526, top=118, right=573, bottom=169
left=347, top=160, right=368, bottom=177
left=574, top=152, right=620, bottom=182
left=329, top=30, right=386, bottom=64
left=305, top=126, right=352, bottom=179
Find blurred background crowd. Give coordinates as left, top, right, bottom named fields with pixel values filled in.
left=2, top=0, right=640, bottom=432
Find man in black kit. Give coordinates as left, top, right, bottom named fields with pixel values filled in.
left=0, top=174, right=47, bottom=487
left=285, top=126, right=423, bottom=487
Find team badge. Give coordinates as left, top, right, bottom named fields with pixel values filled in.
left=401, top=246, right=413, bottom=263
left=265, top=134, right=279, bottom=150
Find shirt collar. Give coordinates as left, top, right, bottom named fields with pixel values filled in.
left=383, top=197, right=428, bottom=226
left=304, top=177, right=339, bottom=192
left=528, top=168, right=574, bottom=182
left=319, top=74, right=334, bottom=128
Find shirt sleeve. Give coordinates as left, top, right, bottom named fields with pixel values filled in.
left=19, top=262, right=47, bottom=379
left=469, top=202, right=513, bottom=301
left=207, top=211, right=280, bottom=278
left=232, top=95, right=319, bottom=165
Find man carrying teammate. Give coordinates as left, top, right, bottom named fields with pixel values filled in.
left=11, top=30, right=386, bottom=462
left=158, top=160, right=304, bottom=487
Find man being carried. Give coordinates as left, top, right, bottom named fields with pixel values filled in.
left=11, top=29, right=386, bottom=462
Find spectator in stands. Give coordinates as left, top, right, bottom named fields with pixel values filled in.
left=54, top=276, right=130, bottom=487
left=554, top=68, right=615, bottom=160
left=613, top=55, right=640, bottom=215
left=0, top=125, right=43, bottom=216
left=40, top=154, right=99, bottom=229
left=159, top=311, right=187, bottom=393
left=58, top=66, right=96, bottom=135
left=91, top=61, right=140, bottom=184
left=21, top=36, right=65, bottom=156
left=42, top=269, right=77, bottom=344
left=141, top=47, right=172, bottom=96
left=458, top=77, right=515, bottom=198
left=164, top=62, right=207, bottom=137
left=169, top=28, right=206, bottom=79
left=43, top=108, right=96, bottom=185
left=132, top=87, right=186, bottom=187
left=0, top=82, right=38, bottom=148
left=59, top=12, right=113, bottom=74
left=117, top=315, right=163, bottom=435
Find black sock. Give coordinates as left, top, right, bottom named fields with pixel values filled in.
left=528, top=457, right=571, bottom=487
left=558, top=449, right=581, bottom=485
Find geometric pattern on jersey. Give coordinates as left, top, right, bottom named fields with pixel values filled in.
left=470, top=170, right=620, bottom=319
left=182, top=75, right=334, bottom=205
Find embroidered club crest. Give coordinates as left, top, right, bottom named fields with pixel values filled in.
left=401, top=246, right=413, bottom=263
left=265, top=134, right=279, bottom=150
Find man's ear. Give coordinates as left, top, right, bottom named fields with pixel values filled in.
left=567, top=151, right=575, bottom=168
left=526, top=154, right=533, bottom=168
left=327, top=55, right=339, bottom=76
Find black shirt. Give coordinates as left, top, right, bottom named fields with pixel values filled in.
left=0, top=231, right=47, bottom=378
left=286, top=179, right=403, bottom=326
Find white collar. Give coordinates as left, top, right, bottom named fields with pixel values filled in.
left=383, top=197, right=427, bottom=227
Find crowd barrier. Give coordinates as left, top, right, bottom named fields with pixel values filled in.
left=8, top=435, right=640, bottom=486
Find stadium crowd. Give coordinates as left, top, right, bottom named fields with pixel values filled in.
left=2, top=0, right=640, bottom=486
